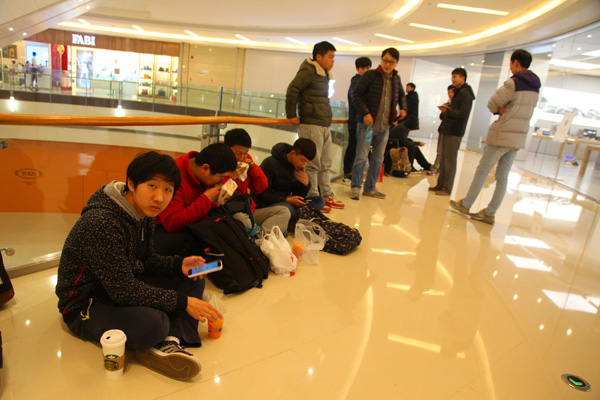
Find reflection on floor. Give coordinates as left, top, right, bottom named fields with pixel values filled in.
left=0, top=150, right=598, bottom=399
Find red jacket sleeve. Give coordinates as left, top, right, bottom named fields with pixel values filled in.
left=157, top=191, right=212, bottom=233
left=247, top=163, right=268, bottom=195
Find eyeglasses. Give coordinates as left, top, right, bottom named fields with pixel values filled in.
left=382, top=58, right=397, bottom=65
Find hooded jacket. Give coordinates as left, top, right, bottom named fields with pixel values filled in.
left=286, top=58, right=333, bottom=127
left=487, top=70, right=541, bottom=149
left=439, top=83, right=476, bottom=137
left=254, top=143, right=311, bottom=208
left=56, top=181, right=185, bottom=318
left=352, top=66, right=407, bottom=125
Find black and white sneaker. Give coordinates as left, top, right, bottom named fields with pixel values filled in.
left=136, top=336, right=201, bottom=380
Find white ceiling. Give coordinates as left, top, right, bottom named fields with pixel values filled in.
left=65, top=0, right=600, bottom=56
left=1, top=0, right=599, bottom=57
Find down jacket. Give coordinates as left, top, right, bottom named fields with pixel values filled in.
left=286, top=58, right=333, bottom=127
left=352, top=66, right=407, bottom=125
left=56, top=181, right=185, bottom=318
left=487, top=70, right=541, bottom=149
left=439, top=83, right=475, bottom=137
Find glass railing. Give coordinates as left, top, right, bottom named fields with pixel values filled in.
left=0, top=68, right=349, bottom=271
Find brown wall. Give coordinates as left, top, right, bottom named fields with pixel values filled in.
left=27, top=29, right=180, bottom=57
left=2, top=139, right=184, bottom=213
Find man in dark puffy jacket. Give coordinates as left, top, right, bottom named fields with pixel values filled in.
left=450, top=49, right=541, bottom=225
left=350, top=47, right=407, bottom=200
left=430, top=67, right=475, bottom=196
left=255, top=138, right=325, bottom=232
left=286, top=41, right=343, bottom=212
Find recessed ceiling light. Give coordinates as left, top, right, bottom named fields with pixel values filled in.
left=8, top=27, right=14, bottom=31
left=552, top=44, right=556, bottom=47
left=577, top=47, right=581, bottom=51
left=588, top=34, right=593, bottom=38
left=333, top=37, right=360, bottom=46
left=285, top=37, right=304, bottom=44
left=86, top=5, right=90, bottom=9
left=22, top=32, right=27, bottom=36
left=582, top=49, right=600, bottom=57
left=374, top=33, right=414, bottom=43
left=409, top=23, right=462, bottom=34
left=393, top=0, right=422, bottom=20
left=437, top=3, right=508, bottom=15
left=185, top=30, right=198, bottom=37
left=547, top=53, right=552, bottom=57
left=235, top=34, right=250, bottom=41
left=132, top=25, right=144, bottom=31
left=78, top=19, right=90, bottom=25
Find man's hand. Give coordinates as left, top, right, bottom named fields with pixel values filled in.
left=243, top=154, right=254, bottom=167
left=294, top=169, right=309, bottom=186
left=399, top=109, right=407, bottom=119
left=186, top=297, right=223, bottom=323
left=498, top=107, right=507, bottom=115
left=204, top=185, right=221, bottom=203
left=363, top=114, right=373, bottom=126
left=438, top=105, right=448, bottom=113
left=419, top=142, right=425, bottom=147
left=182, top=255, right=206, bottom=276
left=286, top=195, right=308, bottom=207
left=290, top=117, right=300, bottom=125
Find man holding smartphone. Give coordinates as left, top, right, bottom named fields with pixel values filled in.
left=56, top=151, right=223, bottom=381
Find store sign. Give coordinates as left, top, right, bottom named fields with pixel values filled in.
left=72, top=34, right=96, bottom=46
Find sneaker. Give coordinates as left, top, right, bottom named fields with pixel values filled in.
left=449, top=200, right=470, bottom=216
left=326, top=195, right=345, bottom=209
left=435, top=189, right=451, bottom=196
left=470, top=210, right=495, bottom=225
left=321, top=205, right=332, bottom=213
left=428, top=186, right=441, bottom=191
left=350, top=187, right=360, bottom=200
left=363, top=189, right=386, bottom=199
left=340, top=175, right=352, bottom=186
left=427, top=169, right=439, bottom=176
left=136, top=336, right=201, bottom=380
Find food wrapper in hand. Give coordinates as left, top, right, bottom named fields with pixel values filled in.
left=217, top=179, right=238, bottom=205
left=237, top=162, right=249, bottom=182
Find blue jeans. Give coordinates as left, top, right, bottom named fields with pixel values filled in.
left=461, top=145, right=518, bottom=215
left=351, top=123, right=389, bottom=192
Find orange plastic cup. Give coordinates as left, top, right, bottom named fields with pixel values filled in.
left=208, top=317, right=224, bottom=339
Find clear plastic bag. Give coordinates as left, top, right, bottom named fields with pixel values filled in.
left=259, top=226, right=298, bottom=277
left=292, top=219, right=328, bottom=264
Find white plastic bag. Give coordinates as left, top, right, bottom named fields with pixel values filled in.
left=293, top=219, right=327, bottom=264
left=259, top=226, right=298, bottom=277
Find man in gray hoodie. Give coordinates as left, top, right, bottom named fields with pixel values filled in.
left=450, top=49, right=541, bottom=225
left=286, top=41, right=343, bottom=212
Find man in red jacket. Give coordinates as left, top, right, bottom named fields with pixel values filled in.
left=154, top=143, right=237, bottom=254
left=224, top=129, right=291, bottom=234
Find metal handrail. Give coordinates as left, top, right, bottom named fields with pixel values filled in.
left=0, top=113, right=348, bottom=126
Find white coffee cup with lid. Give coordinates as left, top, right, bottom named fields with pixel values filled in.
left=100, top=329, right=127, bottom=377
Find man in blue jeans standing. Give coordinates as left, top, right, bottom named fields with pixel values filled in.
left=449, top=49, right=541, bottom=225
left=350, top=47, right=407, bottom=200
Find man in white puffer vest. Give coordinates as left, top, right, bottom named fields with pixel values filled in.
left=450, top=49, right=541, bottom=225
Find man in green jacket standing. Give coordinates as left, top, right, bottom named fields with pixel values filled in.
left=286, top=41, right=344, bottom=212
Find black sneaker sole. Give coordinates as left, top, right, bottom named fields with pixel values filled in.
left=135, top=349, right=201, bottom=380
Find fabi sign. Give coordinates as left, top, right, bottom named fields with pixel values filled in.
left=72, top=34, right=96, bottom=46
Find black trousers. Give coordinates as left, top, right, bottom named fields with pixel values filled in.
left=65, top=275, right=205, bottom=351
left=343, top=128, right=358, bottom=175
left=436, top=135, right=462, bottom=193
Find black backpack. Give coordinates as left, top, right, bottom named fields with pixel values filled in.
left=185, top=214, right=269, bottom=294
left=297, top=207, right=362, bottom=255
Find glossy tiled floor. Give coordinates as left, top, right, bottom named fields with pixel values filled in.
left=0, top=150, right=599, bottom=399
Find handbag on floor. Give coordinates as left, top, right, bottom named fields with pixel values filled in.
left=297, top=207, right=361, bottom=255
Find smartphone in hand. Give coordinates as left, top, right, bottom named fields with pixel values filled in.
left=188, top=260, right=223, bottom=278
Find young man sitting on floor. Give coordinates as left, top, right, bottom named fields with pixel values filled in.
left=154, top=143, right=237, bottom=254
left=255, top=138, right=326, bottom=233
left=56, top=151, right=222, bottom=381
left=224, top=128, right=291, bottom=234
